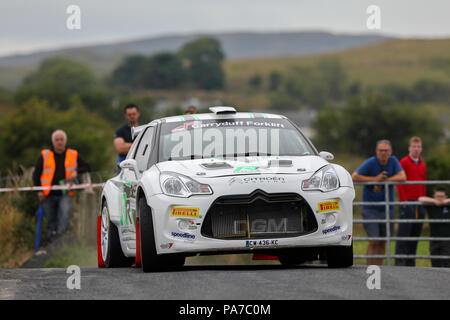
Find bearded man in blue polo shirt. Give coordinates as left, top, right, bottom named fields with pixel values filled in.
left=352, top=140, right=406, bottom=265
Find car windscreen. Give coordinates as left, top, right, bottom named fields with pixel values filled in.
left=159, top=118, right=315, bottom=161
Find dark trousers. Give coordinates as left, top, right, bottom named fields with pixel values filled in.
left=430, top=241, right=450, bottom=268
left=42, top=194, right=73, bottom=239
left=395, top=204, right=425, bottom=266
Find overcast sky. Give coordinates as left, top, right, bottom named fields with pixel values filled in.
left=0, top=0, right=449, bottom=57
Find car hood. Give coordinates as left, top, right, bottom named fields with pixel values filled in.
left=156, top=156, right=328, bottom=178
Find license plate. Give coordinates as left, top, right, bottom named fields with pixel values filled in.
left=246, top=239, right=279, bottom=248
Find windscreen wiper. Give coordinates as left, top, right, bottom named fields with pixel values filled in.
left=168, top=154, right=204, bottom=161
left=213, top=152, right=273, bottom=158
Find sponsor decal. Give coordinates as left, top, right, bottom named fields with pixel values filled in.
left=228, top=177, right=242, bottom=185
left=322, top=225, right=341, bottom=235
left=160, top=243, right=173, bottom=249
left=120, top=192, right=126, bottom=226
left=234, top=218, right=288, bottom=234
left=234, top=166, right=259, bottom=173
left=246, top=239, right=279, bottom=248
left=190, top=120, right=285, bottom=129
left=171, top=121, right=197, bottom=133
left=171, top=232, right=196, bottom=240
left=171, top=207, right=199, bottom=218
left=318, top=200, right=340, bottom=213
left=228, top=176, right=285, bottom=186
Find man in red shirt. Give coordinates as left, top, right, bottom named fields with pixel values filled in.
left=395, top=136, right=427, bottom=266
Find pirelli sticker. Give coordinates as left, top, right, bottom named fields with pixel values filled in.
left=318, top=200, right=340, bottom=213
left=171, top=207, right=200, bottom=218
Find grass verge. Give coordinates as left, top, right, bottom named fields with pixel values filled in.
left=42, top=240, right=98, bottom=268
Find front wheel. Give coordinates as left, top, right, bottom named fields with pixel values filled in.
left=326, top=243, right=353, bottom=268
left=99, top=202, right=134, bottom=267
left=138, top=197, right=185, bottom=272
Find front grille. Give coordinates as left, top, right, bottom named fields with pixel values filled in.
left=201, top=190, right=318, bottom=240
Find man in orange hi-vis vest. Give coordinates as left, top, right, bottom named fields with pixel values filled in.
left=32, top=130, right=90, bottom=241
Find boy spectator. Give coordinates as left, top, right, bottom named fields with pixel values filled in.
left=419, top=187, right=450, bottom=268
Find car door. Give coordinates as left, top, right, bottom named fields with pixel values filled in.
left=120, top=126, right=155, bottom=229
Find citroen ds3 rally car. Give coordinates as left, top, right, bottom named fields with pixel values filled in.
left=98, top=106, right=355, bottom=272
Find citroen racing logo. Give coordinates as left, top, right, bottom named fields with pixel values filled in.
left=228, top=176, right=286, bottom=186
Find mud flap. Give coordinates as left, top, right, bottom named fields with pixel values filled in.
left=252, top=254, right=279, bottom=261
left=97, top=215, right=106, bottom=268
left=134, top=217, right=141, bottom=267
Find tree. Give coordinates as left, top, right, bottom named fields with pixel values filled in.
left=312, top=95, right=444, bottom=157
left=379, top=83, right=414, bottom=103
left=14, top=57, right=98, bottom=110
left=178, top=37, right=225, bottom=90
left=268, top=93, right=300, bottom=111
left=110, top=55, right=146, bottom=88
left=0, top=87, right=13, bottom=104
left=139, top=52, right=185, bottom=89
left=0, top=99, right=114, bottom=175
left=317, top=59, right=347, bottom=101
left=248, top=74, right=262, bottom=90
left=424, top=144, right=450, bottom=194
left=279, top=59, right=348, bottom=109
left=412, top=79, right=449, bottom=103
left=268, top=71, right=282, bottom=91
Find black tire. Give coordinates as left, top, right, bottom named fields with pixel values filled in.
left=326, top=242, right=353, bottom=268
left=102, top=203, right=134, bottom=268
left=139, top=197, right=185, bottom=272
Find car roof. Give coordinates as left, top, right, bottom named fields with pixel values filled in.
left=160, top=112, right=287, bottom=123
left=132, top=111, right=288, bottom=139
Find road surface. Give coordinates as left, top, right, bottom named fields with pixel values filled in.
left=1, top=265, right=449, bottom=300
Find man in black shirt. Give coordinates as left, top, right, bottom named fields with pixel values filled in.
left=114, top=104, right=140, bottom=170
left=419, top=187, right=450, bottom=268
left=33, top=130, right=90, bottom=240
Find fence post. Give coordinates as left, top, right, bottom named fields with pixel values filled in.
left=78, top=173, right=97, bottom=245
left=385, top=181, right=391, bottom=265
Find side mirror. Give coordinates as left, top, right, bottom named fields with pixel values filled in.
left=120, top=159, right=139, bottom=172
left=319, top=151, right=334, bottom=161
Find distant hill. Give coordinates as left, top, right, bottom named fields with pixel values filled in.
left=0, top=31, right=389, bottom=88
left=225, top=38, right=450, bottom=89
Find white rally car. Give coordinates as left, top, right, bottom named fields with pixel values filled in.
left=97, top=107, right=355, bottom=272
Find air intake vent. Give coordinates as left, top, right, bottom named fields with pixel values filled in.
left=201, top=162, right=233, bottom=170
left=268, top=159, right=292, bottom=167
left=209, top=106, right=237, bottom=114
left=201, top=190, right=318, bottom=240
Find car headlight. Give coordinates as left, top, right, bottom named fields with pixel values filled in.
left=302, top=165, right=339, bottom=192
left=160, top=172, right=213, bottom=197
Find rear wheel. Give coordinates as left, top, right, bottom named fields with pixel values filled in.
left=100, top=203, right=133, bottom=267
left=326, top=243, right=353, bottom=268
left=139, top=197, right=185, bottom=272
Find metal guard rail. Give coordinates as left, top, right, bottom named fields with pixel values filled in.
left=352, top=180, right=450, bottom=264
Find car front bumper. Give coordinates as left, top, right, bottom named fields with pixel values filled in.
left=147, top=174, right=355, bottom=255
